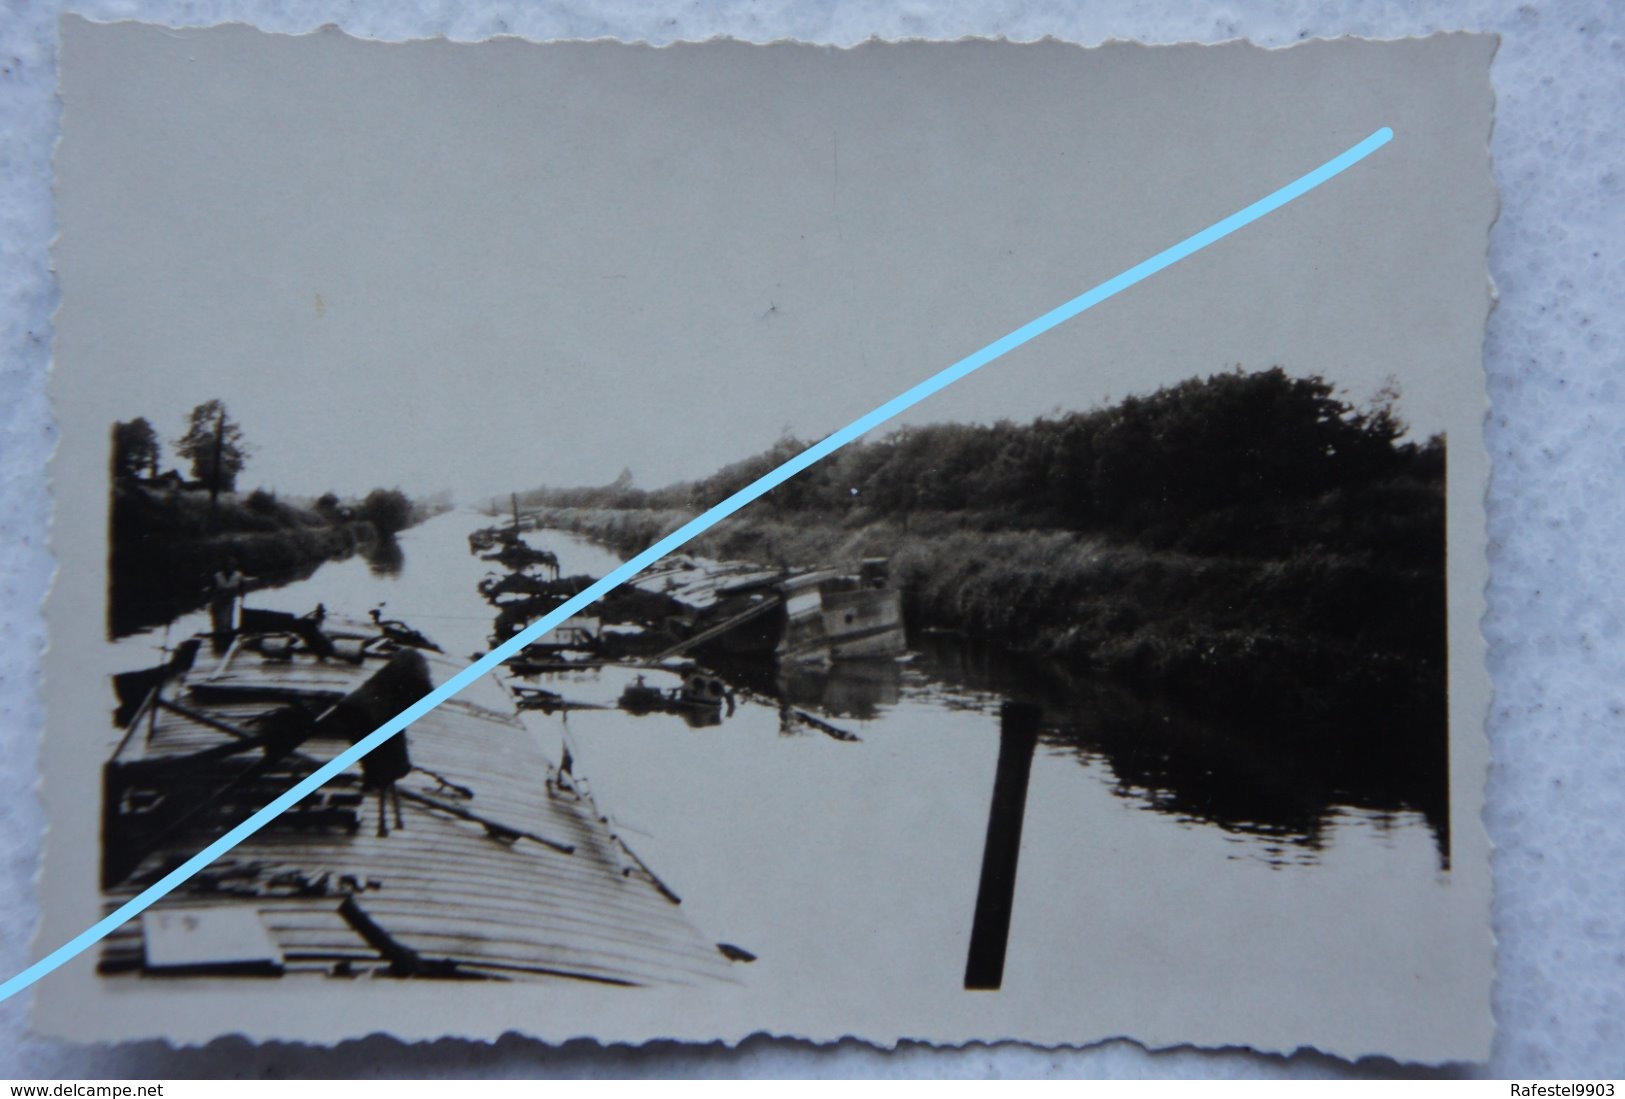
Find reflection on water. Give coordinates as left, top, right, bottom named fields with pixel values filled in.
left=609, top=621, right=1448, bottom=871
left=102, top=510, right=1459, bottom=1011
left=683, top=617, right=1449, bottom=869
left=780, top=660, right=901, bottom=719
left=361, top=533, right=405, bottom=576
left=711, top=656, right=902, bottom=723
left=894, top=631, right=1449, bottom=868
left=110, top=511, right=1450, bottom=882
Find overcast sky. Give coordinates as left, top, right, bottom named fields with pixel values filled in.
left=56, top=24, right=1495, bottom=502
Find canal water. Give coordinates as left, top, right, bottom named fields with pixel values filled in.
left=105, top=507, right=1461, bottom=1012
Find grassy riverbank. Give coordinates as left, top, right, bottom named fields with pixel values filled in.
left=513, top=369, right=1447, bottom=733
left=527, top=491, right=1442, bottom=730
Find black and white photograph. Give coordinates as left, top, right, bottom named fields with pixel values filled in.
left=35, top=22, right=1497, bottom=1061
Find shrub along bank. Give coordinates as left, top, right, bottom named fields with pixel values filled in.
left=109, top=482, right=415, bottom=636
left=514, top=368, right=1446, bottom=734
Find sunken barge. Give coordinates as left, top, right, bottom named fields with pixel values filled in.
left=624, top=555, right=906, bottom=666
left=101, top=606, right=737, bottom=986
left=470, top=500, right=905, bottom=667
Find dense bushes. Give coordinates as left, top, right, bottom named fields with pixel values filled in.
left=108, top=392, right=444, bottom=634
left=520, top=368, right=1440, bottom=537
left=107, top=480, right=435, bottom=635
left=534, top=501, right=1441, bottom=727
left=515, top=368, right=1446, bottom=730
left=512, top=368, right=1449, bottom=848
left=108, top=483, right=377, bottom=635
left=359, top=488, right=413, bottom=536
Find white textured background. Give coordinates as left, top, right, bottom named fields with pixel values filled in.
left=0, top=0, right=1619, bottom=1080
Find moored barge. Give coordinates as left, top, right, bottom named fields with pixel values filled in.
left=101, top=607, right=738, bottom=986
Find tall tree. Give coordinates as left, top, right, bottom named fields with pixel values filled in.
left=110, top=417, right=160, bottom=480
left=175, top=399, right=249, bottom=495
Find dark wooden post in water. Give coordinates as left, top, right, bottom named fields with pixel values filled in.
left=964, top=701, right=1041, bottom=991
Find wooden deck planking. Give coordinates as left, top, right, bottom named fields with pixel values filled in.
left=103, top=624, right=735, bottom=987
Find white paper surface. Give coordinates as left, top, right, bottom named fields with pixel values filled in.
left=36, top=21, right=1496, bottom=1063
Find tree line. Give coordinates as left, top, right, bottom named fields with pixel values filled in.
left=519, top=367, right=1444, bottom=547
left=515, top=367, right=1448, bottom=791
left=112, top=399, right=248, bottom=492
left=112, top=399, right=421, bottom=537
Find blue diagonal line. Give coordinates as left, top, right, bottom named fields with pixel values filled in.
left=7, top=125, right=1391, bottom=1004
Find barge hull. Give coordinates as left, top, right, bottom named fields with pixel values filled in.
left=778, top=587, right=906, bottom=665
